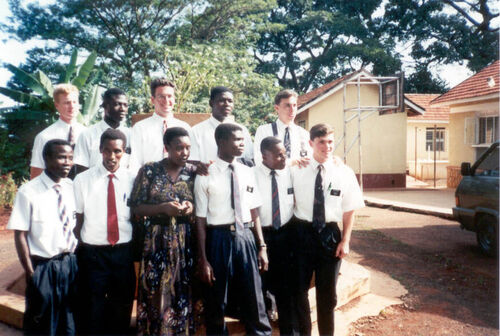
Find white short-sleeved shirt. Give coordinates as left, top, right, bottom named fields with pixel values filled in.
left=254, top=164, right=294, bottom=228
left=195, top=158, right=261, bottom=225
left=291, top=158, right=365, bottom=223
left=73, top=120, right=131, bottom=168
left=73, top=163, right=135, bottom=245
left=31, top=119, right=86, bottom=169
left=129, top=112, right=194, bottom=173
left=7, top=172, right=77, bottom=258
left=190, top=116, right=254, bottom=163
left=253, top=119, right=311, bottom=165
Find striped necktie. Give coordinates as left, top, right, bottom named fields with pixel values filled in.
left=284, top=127, right=291, bottom=158
left=229, top=164, right=244, bottom=233
left=53, top=184, right=77, bottom=252
left=271, top=170, right=281, bottom=229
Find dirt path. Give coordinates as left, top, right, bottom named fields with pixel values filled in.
left=348, top=207, right=498, bottom=336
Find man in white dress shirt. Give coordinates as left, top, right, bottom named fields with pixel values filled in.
left=73, top=88, right=131, bottom=174
left=290, top=123, right=365, bottom=336
left=129, top=78, right=193, bottom=173
left=254, top=136, right=298, bottom=334
left=190, top=86, right=254, bottom=168
left=254, top=89, right=310, bottom=167
left=194, top=123, right=271, bottom=335
left=9, top=139, right=79, bottom=335
left=31, top=83, right=86, bottom=179
left=73, top=129, right=136, bottom=335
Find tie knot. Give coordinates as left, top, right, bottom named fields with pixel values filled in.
left=53, top=184, right=61, bottom=193
left=108, top=173, right=115, bottom=180
left=270, top=169, right=276, bottom=176
left=318, top=164, right=323, bottom=171
left=228, top=164, right=234, bottom=171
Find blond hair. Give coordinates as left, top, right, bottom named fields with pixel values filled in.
left=53, top=83, right=79, bottom=103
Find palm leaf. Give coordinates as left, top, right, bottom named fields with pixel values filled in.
left=62, top=49, right=78, bottom=83
left=79, top=84, right=105, bottom=126
left=5, top=64, right=47, bottom=96
left=71, top=51, right=97, bottom=88
left=34, top=70, right=54, bottom=97
left=0, top=87, right=43, bottom=107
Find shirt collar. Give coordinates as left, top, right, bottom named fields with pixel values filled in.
left=56, top=118, right=75, bottom=128
left=310, top=157, right=333, bottom=171
left=40, top=171, right=70, bottom=190
left=214, top=157, right=236, bottom=171
left=152, top=111, right=175, bottom=123
left=209, top=115, right=236, bottom=128
left=276, top=118, right=293, bottom=132
left=97, top=161, right=124, bottom=180
left=259, top=163, right=281, bottom=177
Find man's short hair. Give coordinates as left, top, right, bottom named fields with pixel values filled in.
left=100, top=128, right=127, bottom=150
left=42, top=139, right=72, bottom=161
left=53, top=83, right=79, bottom=103
left=260, top=136, right=282, bottom=154
left=150, top=78, right=176, bottom=97
left=210, top=86, right=233, bottom=101
left=310, top=123, right=334, bottom=141
left=102, top=88, right=126, bottom=107
left=274, top=89, right=298, bottom=105
left=163, top=127, right=189, bottom=147
left=214, top=123, right=242, bottom=144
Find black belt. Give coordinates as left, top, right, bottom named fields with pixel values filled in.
left=293, top=217, right=338, bottom=227
left=261, top=222, right=291, bottom=232
left=207, top=222, right=254, bottom=231
left=79, top=241, right=132, bottom=250
left=31, top=252, right=72, bottom=263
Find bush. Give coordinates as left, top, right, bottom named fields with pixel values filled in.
left=0, top=172, right=17, bottom=209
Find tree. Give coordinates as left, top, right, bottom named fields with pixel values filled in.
left=255, top=0, right=402, bottom=93
left=404, top=65, right=448, bottom=94
left=383, top=0, right=499, bottom=73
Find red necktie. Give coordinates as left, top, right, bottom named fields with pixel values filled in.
left=107, top=174, right=119, bottom=245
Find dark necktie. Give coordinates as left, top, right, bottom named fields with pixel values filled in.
left=162, top=120, right=168, bottom=158
left=68, top=126, right=75, bottom=148
left=107, top=174, right=119, bottom=245
left=271, top=170, right=281, bottom=229
left=284, top=127, right=291, bottom=158
left=53, top=184, right=77, bottom=252
left=312, top=164, right=325, bottom=232
left=229, top=164, right=244, bottom=232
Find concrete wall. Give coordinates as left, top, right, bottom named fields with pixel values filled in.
left=298, top=83, right=407, bottom=187
left=448, top=111, right=477, bottom=166
left=407, top=122, right=449, bottom=169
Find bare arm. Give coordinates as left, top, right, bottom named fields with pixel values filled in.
left=74, top=213, right=84, bottom=242
left=195, top=216, right=215, bottom=285
left=250, top=208, right=268, bottom=272
left=14, top=230, right=34, bottom=278
left=336, top=210, right=355, bottom=258
left=30, top=167, right=43, bottom=180
left=131, top=202, right=183, bottom=217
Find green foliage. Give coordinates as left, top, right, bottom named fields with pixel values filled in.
left=405, top=66, right=449, bottom=94
left=0, top=172, right=18, bottom=209
left=0, top=127, right=29, bottom=183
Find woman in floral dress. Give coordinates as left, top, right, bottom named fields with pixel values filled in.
left=130, top=127, right=197, bottom=335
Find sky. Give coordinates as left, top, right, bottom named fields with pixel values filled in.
left=0, top=0, right=475, bottom=107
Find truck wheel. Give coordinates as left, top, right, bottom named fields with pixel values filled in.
left=476, top=215, right=498, bottom=257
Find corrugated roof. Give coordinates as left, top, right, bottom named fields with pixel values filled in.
left=431, top=60, right=499, bottom=105
left=406, top=94, right=449, bottom=121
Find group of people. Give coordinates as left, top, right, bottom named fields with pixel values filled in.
left=8, top=78, right=364, bottom=336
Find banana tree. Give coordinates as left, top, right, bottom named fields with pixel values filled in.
left=0, top=49, right=104, bottom=127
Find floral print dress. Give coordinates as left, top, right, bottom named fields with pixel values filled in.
left=130, top=161, right=197, bottom=336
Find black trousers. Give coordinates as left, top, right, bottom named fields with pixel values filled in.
left=204, top=226, right=271, bottom=336
left=76, top=242, right=136, bottom=335
left=262, top=224, right=302, bottom=335
left=291, top=219, right=342, bottom=336
left=25, top=253, right=78, bottom=336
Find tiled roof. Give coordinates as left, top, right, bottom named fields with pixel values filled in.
left=431, top=60, right=499, bottom=105
left=406, top=94, right=449, bottom=121
left=298, top=69, right=366, bottom=109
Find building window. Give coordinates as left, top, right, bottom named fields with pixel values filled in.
left=426, top=127, right=445, bottom=151
left=478, top=116, right=499, bottom=144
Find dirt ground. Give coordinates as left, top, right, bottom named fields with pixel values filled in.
left=0, top=206, right=498, bottom=336
left=348, top=207, right=499, bottom=336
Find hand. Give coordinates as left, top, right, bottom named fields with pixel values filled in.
left=162, top=201, right=183, bottom=217
left=335, top=239, right=350, bottom=259
left=196, top=161, right=213, bottom=176
left=198, top=258, right=216, bottom=286
left=291, top=157, right=310, bottom=168
left=180, top=201, right=193, bottom=216
left=258, top=248, right=269, bottom=272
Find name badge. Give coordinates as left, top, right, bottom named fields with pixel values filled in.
left=247, top=186, right=254, bottom=193
left=330, top=189, right=341, bottom=196
left=287, top=187, right=294, bottom=195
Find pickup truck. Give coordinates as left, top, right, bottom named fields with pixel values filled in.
left=453, top=141, right=499, bottom=257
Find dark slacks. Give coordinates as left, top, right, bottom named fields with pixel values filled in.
left=24, top=253, right=78, bottom=336
left=204, top=226, right=271, bottom=336
left=291, top=219, right=342, bottom=336
left=262, top=224, right=301, bottom=335
left=76, top=242, right=136, bottom=335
